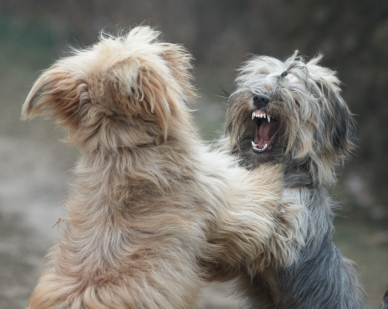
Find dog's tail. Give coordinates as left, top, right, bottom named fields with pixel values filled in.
left=380, top=288, right=388, bottom=309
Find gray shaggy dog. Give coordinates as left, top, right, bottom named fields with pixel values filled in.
left=221, top=52, right=367, bottom=309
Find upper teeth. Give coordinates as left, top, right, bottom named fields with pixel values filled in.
left=252, top=111, right=271, bottom=122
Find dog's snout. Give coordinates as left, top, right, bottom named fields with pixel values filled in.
left=253, top=95, right=270, bottom=109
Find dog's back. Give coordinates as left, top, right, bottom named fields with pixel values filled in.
left=22, top=27, right=302, bottom=309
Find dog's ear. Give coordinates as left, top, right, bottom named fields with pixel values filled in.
left=323, top=82, right=357, bottom=161
left=103, top=57, right=174, bottom=136
left=310, top=82, right=357, bottom=184
left=102, top=43, right=194, bottom=138
left=307, top=58, right=357, bottom=163
left=159, top=43, right=195, bottom=101
left=21, top=64, right=89, bottom=129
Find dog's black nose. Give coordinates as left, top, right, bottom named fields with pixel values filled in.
left=253, top=95, right=270, bottom=109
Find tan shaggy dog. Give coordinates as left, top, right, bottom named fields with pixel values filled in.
left=22, top=27, right=302, bottom=309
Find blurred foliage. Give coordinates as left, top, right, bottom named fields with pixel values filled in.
left=0, top=0, right=388, bottom=218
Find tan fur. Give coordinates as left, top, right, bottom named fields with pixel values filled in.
left=22, top=27, right=301, bottom=309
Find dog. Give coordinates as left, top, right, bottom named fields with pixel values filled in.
left=221, top=52, right=367, bottom=308
left=21, top=27, right=302, bottom=309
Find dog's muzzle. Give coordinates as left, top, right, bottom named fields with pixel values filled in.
left=251, top=96, right=279, bottom=153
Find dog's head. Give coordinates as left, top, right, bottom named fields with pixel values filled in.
left=22, top=27, right=194, bottom=151
left=223, top=52, right=356, bottom=185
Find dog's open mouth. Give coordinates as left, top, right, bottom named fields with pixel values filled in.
left=251, top=110, right=279, bottom=153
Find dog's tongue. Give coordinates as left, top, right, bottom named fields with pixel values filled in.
left=258, top=121, right=278, bottom=143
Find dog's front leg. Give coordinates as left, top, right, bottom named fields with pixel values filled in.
left=205, top=164, right=302, bottom=280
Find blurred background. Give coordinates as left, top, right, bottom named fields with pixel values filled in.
left=0, top=0, right=387, bottom=308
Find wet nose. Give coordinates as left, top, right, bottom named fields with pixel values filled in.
left=253, top=95, right=270, bottom=109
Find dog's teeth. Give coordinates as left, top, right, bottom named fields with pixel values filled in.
left=251, top=141, right=258, bottom=147
left=252, top=111, right=270, bottom=120
left=263, top=143, right=268, bottom=151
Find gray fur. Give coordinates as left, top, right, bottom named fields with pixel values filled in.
left=221, top=53, right=367, bottom=308
left=381, top=289, right=388, bottom=309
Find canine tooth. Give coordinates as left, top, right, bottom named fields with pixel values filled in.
left=252, top=112, right=255, bottom=120
left=268, top=116, right=271, bottom=122
left=251, top=141, right=257, bottom=147
left=263, top=143, right=268, bottom=150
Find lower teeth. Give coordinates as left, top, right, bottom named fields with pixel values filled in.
left=251, top=142, right=268, bottom=151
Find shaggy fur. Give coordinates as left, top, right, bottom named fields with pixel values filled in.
left=221, top=52, right=367, bottom=309
left=22, top=27, right=302, bottom=309
left=381, top=289, right=388, bottom=309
